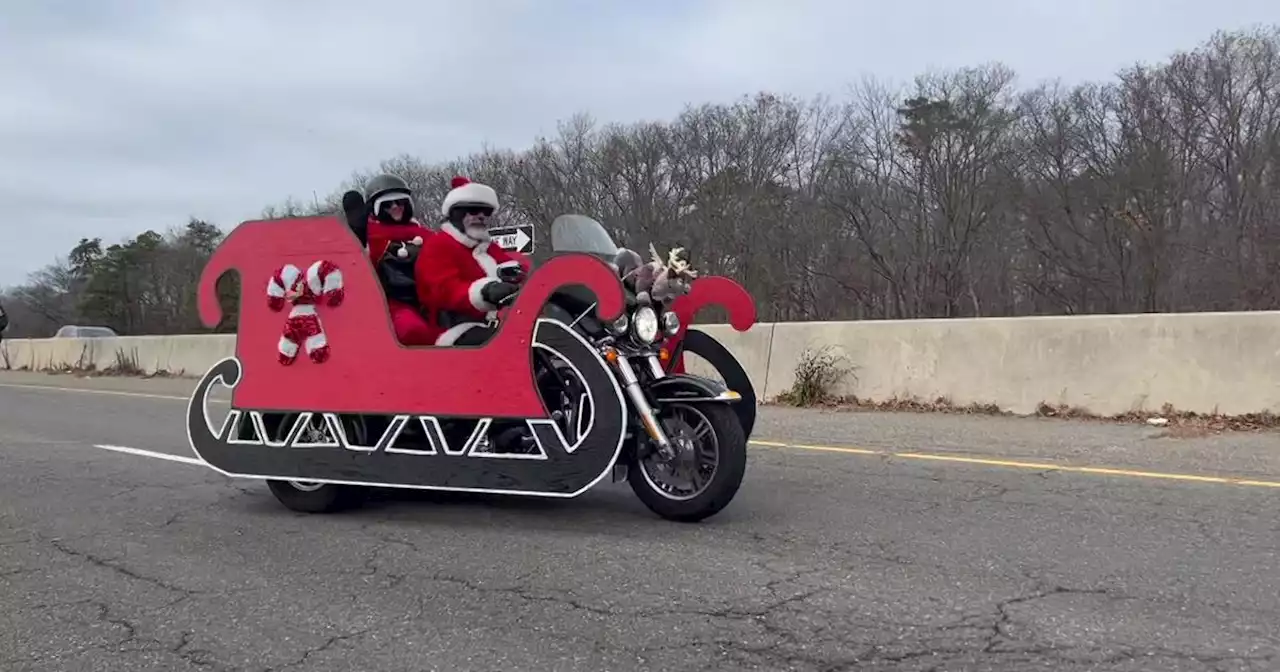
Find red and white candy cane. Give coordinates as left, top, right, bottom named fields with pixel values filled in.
left=265, top=260, right=345, bottom=365
left=305, top=259, right=344, bottom=306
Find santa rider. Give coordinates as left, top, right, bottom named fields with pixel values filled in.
left=413, top=176, right=534, bottom=453
left=414, top=176, right=530, bottom=346
left=362, top=173, right=440, bottom=346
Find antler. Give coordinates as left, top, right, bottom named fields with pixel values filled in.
left=666, top=246, right=698, bottom=279
left=646, top=242, right=698, bottom=279
left=637, top=242, right=700, bottom=302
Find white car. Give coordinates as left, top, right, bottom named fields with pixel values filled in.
left=53, top=325, right=119, bottom=339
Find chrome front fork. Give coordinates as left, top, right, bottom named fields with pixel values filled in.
left=613, top=354, right=675, bottom=460
left=645, top=353, right=666, bottom=379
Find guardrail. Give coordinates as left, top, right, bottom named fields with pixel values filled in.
left=4, top=310, right=1279, bottom=417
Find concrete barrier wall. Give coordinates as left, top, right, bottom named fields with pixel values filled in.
left=4, top=310, right=1279, bottom=416
left=1, top=334, right=237, bottom=379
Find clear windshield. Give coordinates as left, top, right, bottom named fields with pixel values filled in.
left=550, top=214, right=619, bottom=258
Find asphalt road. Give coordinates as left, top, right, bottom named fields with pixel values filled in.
left=1, top=371, right=1279, bottom=671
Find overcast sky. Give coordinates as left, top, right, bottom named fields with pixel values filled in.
left=1, top=0, right=1274, bottom=288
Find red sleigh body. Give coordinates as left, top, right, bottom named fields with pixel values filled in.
left=195, top=216, right=623, bottom=419
left=185, top=215, right=629, bottom=497
left=665, top=276, right=760, bottom=438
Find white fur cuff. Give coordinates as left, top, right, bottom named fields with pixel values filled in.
left=436, top=322, right=483, bottom=346
left=469, top=278, right=499, bottom=311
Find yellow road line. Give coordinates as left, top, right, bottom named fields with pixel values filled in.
left=750, top=440, right=1280, bottom=489
left=4, top=380, right=1279, bottom=488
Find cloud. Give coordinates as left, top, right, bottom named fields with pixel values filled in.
left=1, top=0, right=1275, bottom=287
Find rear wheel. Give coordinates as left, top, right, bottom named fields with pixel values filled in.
left=627, top=401, right=747, bottom=523
left=264, top=413, right=370, bottom=513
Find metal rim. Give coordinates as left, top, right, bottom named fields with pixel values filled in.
left=278, top=413, right=367, bottom=492
left=637, top=403, right=720, bottom=501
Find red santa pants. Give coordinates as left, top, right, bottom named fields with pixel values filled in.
left=388, top=301, right=436, bottom=346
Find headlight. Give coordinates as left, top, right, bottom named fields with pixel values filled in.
left=631, top=306, right=659, bottom=343
left=610, top=314, right=629, bottom=335
left=661, top=311, right=680, bottom=336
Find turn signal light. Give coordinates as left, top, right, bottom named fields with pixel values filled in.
left=658, top=348, right=671, bottom=362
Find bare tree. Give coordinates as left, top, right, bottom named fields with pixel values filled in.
left=5, top=26, right=1279, bottom=335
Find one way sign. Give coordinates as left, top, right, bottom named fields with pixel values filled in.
left=490, top=225, right=535, bottom=254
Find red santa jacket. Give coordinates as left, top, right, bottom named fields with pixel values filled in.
left=366, top=217, right=431, bottom=266
left=365, top=217, right=434, bottom=307
left=414, top=222, right=531, bottom=339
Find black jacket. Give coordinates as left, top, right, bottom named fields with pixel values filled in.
left=0, top=300, right=8, bottom=333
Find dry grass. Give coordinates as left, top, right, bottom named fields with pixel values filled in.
left=1033, top=400, right=1280, bottom=433
left=767, top=344, right=1279, bottom=436
left=770, top=387, right=1280, bottom=436
left=34, top=346, right=176, bottom=379
left=772, top=345, right=854, bottom=407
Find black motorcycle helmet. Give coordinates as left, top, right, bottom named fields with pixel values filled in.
left=364, top=173, right=415, bottom=223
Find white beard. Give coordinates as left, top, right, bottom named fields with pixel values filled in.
left=466, top=224, right=491, bottom=243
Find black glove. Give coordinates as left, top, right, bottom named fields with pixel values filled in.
left=480, top=281, right=519, bottom=307
left=497, top=263, right=525, bottom=284
left=341, top=190, right=365, bottom=213
left=341, top=190, right=368, bottom=245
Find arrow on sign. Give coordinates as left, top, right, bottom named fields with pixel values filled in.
left=490, top=225, right=535, bottom=254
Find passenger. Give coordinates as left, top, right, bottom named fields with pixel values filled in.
left=362, top=173, right=440, bottom=346
left=415, top=176, right=530, bottom=346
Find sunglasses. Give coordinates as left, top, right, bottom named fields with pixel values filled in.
left=459, top=206, right=494, bottom=217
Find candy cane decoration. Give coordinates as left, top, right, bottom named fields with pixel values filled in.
left=266, top=260, right=345, bottom=365
left=306, top=260, right=344, bottom=306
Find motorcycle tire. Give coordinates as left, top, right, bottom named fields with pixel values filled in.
left=628, top=401, right=748, bottom=523
left=266, top=479, right=367, bottom=513
left=261, top=412, right=370, bottom=514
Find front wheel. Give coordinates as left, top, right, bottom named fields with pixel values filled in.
left=627, top=401, right=747, bottom=523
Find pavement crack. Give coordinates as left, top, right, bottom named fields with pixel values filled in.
left=961, top=482, right=1012, bottom=503
left=45, top=537, right=204, bottom=597
left=264, top=627, right=375, bottom=671
left=87, top=599, right=141, bottom=646
left=167, top=630, right=234, bottom=669
left=422, top=566, right=827, bottom=625
left=529, top=568, right=844, bottom=669
left=981, top=585, right=1111, bottom=654
left=354, top=534, right=418, bottom=590
left=427, top=571, right=621, bottom=616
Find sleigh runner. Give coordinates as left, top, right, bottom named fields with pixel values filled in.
left=187, top=211, right=760, bottom=521
left=187, top=319, right=626, bottom=497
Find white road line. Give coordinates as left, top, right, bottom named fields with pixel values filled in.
left=0, top=382, right=229, bottom=403
left=92, top=444, right=208, bottom=466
